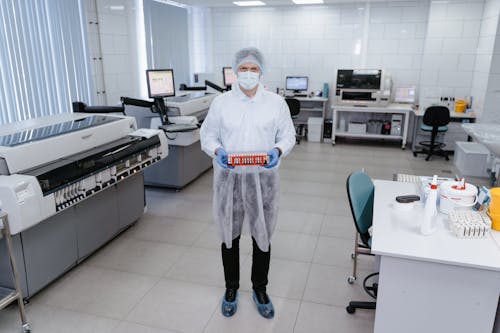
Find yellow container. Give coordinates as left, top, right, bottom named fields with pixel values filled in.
left=455, top=100, right=467, bottom=113
left=490, top=210, right=500, bottom=231
left=490, top=187, right=500, bottom=214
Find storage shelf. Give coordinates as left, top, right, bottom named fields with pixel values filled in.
left=0, top=287, right=17, bottom=310
left=335, top=131, right=403, bottom=140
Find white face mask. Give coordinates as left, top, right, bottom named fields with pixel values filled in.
left=237, top=71, right=260, bottom=90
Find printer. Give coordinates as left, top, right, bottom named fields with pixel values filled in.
left=0, top=113, right=168, bottom=234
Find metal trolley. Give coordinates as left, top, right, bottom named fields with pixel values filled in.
left=0, top=211, right=31, bottom=332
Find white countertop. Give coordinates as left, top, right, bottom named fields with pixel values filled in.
left=331, top=103, right=413, bottom=112
left=413, top=109, right=476, bottom=119
left=371, top=180, right=500, bottom=271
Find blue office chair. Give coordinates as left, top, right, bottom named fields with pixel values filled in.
left=345, top=172, right=377, bottom=314
left=413, top=106, right=450, bottom=161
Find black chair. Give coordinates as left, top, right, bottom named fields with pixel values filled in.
left=345, top=172, right=377, bottom=314
left=285, top=98, right=303, bottom=144
left=413, top=106, right=450, bottom=161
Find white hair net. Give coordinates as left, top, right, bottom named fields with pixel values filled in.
left=213, top=162, right=279, bottom=252
left=232, top=47, right=265, bottom=73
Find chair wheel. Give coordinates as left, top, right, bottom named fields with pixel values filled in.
left=351, top=253, right=356, bottom=260
left=347, top=276, right=356, bottom=284
left=413, top=152, right=417, bottom=157
left=346, top=305, right=356, bottom=314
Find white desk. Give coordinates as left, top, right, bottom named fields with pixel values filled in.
left=331, top=103, right=412, bottom=149
left=372, top=180, right=500, bottom=333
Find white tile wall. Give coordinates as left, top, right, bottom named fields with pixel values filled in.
left=86, top=0, right=500, bottom=124
left=87, top=0, right=141, bottom=106
left=85, top=0, right=106, bottom=105
left=419, top=0, right=484, bottom=110
left=205, top=1, right=429, bottom=96
left=470, top=0, right=500, bottom=122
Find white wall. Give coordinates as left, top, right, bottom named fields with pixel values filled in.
left=366, top=1, right=429, bottom=87
left=85, top=0, right=106, bottom=105
left=480, top=0, right=500, bottom=123
left=419, top=0, right=484, bottom=110
left=208, top=2, right=430, bottom=95
left=86, top=0, right=500, bottom=123
left=86, top=0, right=142, bottom=105
left=470, top=0, right=500, bottom=120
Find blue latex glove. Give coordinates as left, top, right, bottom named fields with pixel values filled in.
left=264, top=148, right=280, bottom=169
left=216, top=148, right=232, bottom=169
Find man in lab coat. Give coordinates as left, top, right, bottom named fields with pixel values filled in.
left=200, top=47, right=296, bottom=319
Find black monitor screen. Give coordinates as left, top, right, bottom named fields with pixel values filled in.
left=286, top=76, right=308, bottom=92
left=223, top=67, right=237, bottom=86
left=336, top=69, right=381, bottom=90
left=146, top=69, right=175, bottom=98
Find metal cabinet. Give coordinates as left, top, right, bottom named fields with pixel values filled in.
left=0, top=173, right=145, bottom=299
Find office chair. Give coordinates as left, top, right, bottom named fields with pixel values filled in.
left=413, top=106, right=450, bottom=161
left=285, top=98, right=303, bottom=144
left=345, top=171, right=377, bottom=314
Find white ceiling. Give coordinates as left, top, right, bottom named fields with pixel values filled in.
left=170, top=0, right=420, bottom=8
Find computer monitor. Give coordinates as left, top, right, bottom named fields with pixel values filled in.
left=394, top=86, right=416, bottom=104
left=146, top=69, right=175, bottom=125
left=146, top=69, right=175, bottom=98
left=223, top=67, right=237, bottom=87
left=286, top=76, right=308, bottom=93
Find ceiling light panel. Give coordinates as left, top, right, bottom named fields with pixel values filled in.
left=292, top=0, right=324, bottom=4
left=233, top=1, right=266, bottom=6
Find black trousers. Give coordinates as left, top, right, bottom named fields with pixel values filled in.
left=221, top=236, right=270, bottom=292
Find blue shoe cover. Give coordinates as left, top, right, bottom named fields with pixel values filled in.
left=221, top=291, right=238, bottom=317
left=252, top=291, right=275, bottom=319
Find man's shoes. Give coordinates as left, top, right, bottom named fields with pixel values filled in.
left=252, top=290, right=274, bottom=319
left=221, top=289, right=238, bottom=317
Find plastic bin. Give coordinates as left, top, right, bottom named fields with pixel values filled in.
left=453, top=142, right=490, bottom=177
left=307, top=117, right=322, bottom=142
left=348, top=122, right=366, bottom=134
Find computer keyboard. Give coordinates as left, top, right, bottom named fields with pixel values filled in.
left=448, top=210, right=492, bottom=238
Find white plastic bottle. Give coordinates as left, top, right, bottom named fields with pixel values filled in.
left=421, top=175, right=438, bottom=235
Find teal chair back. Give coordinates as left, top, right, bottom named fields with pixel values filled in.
left=346, top=172, right=374, bottom=247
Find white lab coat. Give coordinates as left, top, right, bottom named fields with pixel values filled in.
left=200, top=83, right=296, bottom=159
left=200, top=83, right=296, bottom=251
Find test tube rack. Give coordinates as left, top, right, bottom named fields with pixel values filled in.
left=227, top=153, right=269, bottom=167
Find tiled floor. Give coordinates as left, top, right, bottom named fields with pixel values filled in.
left=0, top=140, right=488, bottom=333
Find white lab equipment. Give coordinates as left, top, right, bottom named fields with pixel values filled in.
left=439, top=180, right=478, bottom=214
left=421, top=175, right=438, bottom=235
left=448, top=210, right=491, bottom=238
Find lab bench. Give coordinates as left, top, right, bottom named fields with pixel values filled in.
left=331, top=103, right=412, bottom=149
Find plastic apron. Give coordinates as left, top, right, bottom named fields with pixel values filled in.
left=212, top=161, right=279, bottom=252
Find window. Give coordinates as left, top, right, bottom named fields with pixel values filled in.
left=0, top=0, right=94, bottom=125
